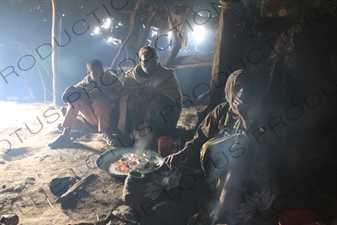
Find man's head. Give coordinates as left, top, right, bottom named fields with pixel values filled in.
left=87, top=59, right=104, bottom=81
left=138, top=46, right=159, bottom=75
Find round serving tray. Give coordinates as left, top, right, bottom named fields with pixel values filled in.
left=96, top=148, right=164, bottom=177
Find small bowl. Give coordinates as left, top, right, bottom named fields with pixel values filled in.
left=128, top=161, right=139, bottom=171
left=138, top=158, right=148, bottom=169
left=120, top=156, right=130, bottom=166
left=135, top=152, right=146, bottom=159
left=123, top=152, right=134, bottom=159
left=138, top=158, right=149, bottom=168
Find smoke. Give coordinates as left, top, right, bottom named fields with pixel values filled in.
left=203, top=127, right=280, bottom=224
left=210, top=171, right=232, bottom=225
left=201, top=83, right=331, bottom=223
left=132, top=128, right=154, bottom=156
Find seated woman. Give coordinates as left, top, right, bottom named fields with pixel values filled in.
left=165, top=69, right=253, bottom=172
left=165, top=69, right=257, bottom=223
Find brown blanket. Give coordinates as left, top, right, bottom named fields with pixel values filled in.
left=118, top=65, right=181, bottom=133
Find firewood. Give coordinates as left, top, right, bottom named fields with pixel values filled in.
left=56, top=174, right=96, bottom=203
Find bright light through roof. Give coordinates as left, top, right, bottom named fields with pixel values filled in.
left=93, top=27, right=100, bottom=35
left=103, top=18, right=111, bottom=29
left=151, top=30, right=158, bottom=38
left=193, top=26, right=205, bottom=43
left=104, top=37, right=122, bottom=45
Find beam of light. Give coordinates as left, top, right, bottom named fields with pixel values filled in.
left=106, top=37, right=113, bottom=43
left=151, top=30, right=158, bottom=38
left=104, top=37, right=121, bottom=46
left=93, top=27, right=100, bottom=35
left=102, top=18, right=112, bottom=29
left=193, top=26, right=206, bottom=44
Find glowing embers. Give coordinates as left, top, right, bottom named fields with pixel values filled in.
left=111, top=152, right=151, bottom=173
left=99, top=148, right=163, bottom=176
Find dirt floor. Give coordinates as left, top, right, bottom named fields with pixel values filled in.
left=0, top=101, right=202, bottom=225
left=1, top=100, right=337, bottom=225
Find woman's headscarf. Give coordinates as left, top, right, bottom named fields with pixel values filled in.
left=225, top=69, right=245, bottom=115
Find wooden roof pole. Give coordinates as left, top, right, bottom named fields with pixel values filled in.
left=51, top=0, right=62, bottom=105
left=199, top=0, right=230, bottom=121
left=110, top=0, right=145, bottom=70
left=161, top=0, right=182, bottom=68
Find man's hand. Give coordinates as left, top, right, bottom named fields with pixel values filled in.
left=164, top=150, right=187, bottom=170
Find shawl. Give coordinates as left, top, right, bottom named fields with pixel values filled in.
left=74, top=71, right=123, bottom=102
left=118, top=65, right=182, bottom=133
left=224, top=69, right=244, bottom=115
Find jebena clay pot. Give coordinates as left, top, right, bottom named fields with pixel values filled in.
left=127, top=171, right=145, bottom=181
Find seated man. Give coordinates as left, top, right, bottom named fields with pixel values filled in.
left=117, top=46, right=182, bottom=150
left=48, top=59, right=123, bottom=149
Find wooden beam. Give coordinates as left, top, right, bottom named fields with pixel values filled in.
left=116, top=54, right=213, bottom=73
left=171, top=62, right=212, bottom=70
left=169, top=54, right=213, bottom=65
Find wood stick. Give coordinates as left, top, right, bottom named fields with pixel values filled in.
left=47, top=198, right=54, bottom=208
left=56, top=174, right=96, bottom=203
